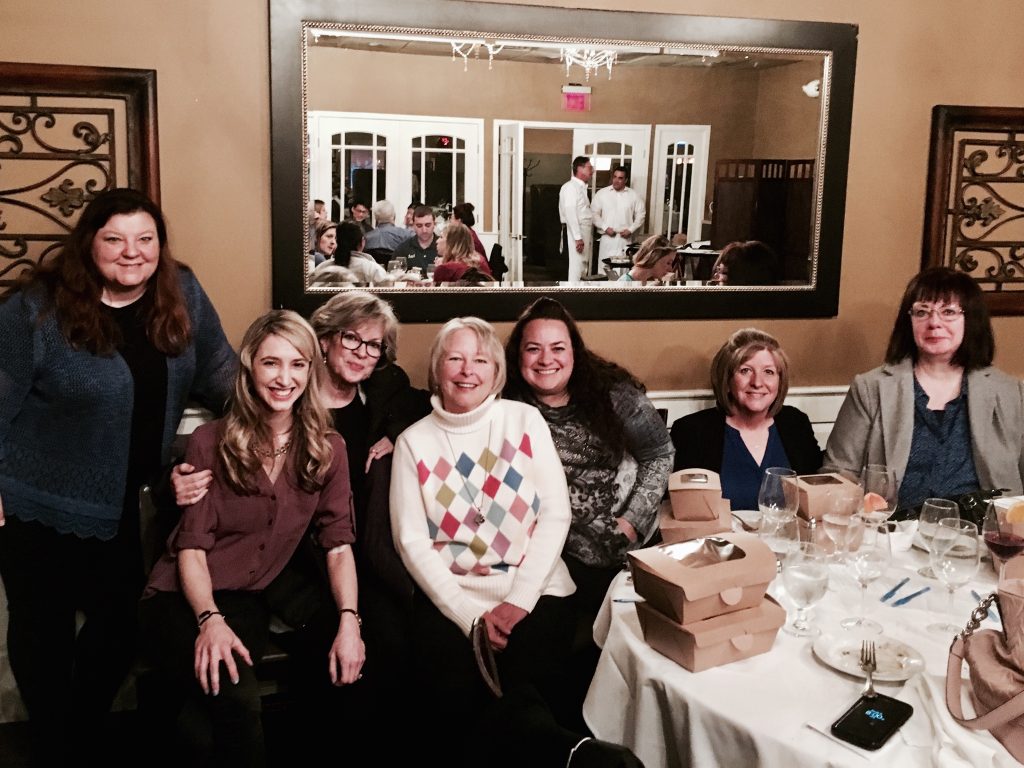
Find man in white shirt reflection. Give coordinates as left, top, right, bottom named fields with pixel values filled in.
left=591, top=166, right=646, bottom=262
left=558, top=156, right=594, bottom=282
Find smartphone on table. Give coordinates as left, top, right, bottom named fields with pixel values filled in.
left=830, top=693, right=913, bottom=751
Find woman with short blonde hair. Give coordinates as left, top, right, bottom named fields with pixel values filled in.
left=619, top=234, right=676, bottom=282
left=670, top=327, right=821, bottom=511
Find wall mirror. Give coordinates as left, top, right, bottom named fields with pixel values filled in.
left=270, top=0, right=857, bottom=322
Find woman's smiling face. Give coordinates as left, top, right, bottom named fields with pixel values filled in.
left=519, top=319, right=574, bottom=407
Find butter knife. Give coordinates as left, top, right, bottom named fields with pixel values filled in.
left=892, top=586, right=930, bottom=607
left=880, top=576, right=910, bottom=603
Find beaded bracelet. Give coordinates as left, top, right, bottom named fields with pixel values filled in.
left=197, top=609, right=225, bottom=629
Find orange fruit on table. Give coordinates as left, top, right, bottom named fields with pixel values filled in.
left=863, top=492, right=889, bottom=512
left=1006, top=502, right=1024, bottom=523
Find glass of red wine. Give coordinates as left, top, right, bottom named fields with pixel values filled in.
left=982, top=501, right=1024, bottom=579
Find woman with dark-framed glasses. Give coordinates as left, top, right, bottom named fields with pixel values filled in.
left=824, top=267, right=1024, bottom=510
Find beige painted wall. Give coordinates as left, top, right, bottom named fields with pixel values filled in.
left=4, top=0, right=1024, bottom=395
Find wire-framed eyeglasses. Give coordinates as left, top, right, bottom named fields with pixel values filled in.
left=908, top=304, right=964, bottom=322
left=339, top=330, right=385, bottom=358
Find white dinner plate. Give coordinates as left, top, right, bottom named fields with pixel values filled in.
left=811, top=634, right=925, bottom=682
left=732, top=509, right=761, bottom=532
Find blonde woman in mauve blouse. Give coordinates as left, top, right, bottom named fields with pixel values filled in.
left=140, top=310, right=362, bottom=767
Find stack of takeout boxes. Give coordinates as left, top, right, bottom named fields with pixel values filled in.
left=627, top=532, right=784, bottom=672
left=659, top=468, right=732, bottom=543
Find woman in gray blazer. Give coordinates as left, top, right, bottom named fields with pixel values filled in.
left=824, top=268, right=1024, bottom=512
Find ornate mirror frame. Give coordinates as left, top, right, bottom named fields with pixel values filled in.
left=923, top=104, right=1024, bottom=316
left=270, top=0, right=857, bottom=322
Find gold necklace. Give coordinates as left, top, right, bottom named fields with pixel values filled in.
left=254, top=437, right=292, bottom=458
left=444, top=423, right=493, bottom=526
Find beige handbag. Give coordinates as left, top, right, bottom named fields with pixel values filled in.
left=946, top=575, right=1024, bottom=763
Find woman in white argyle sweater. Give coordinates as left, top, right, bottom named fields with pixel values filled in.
left=390, top=317, right=644, bottom=768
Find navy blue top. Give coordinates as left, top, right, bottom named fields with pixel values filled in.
left=721, top=423, right=791, bottom=511
left=898, top=376, right=979, bottom=509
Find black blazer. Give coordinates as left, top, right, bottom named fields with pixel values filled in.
left=670, top=405, right=823, bottom=475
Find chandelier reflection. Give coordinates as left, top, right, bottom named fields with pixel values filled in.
left=560, top=47, right=617, bottom=80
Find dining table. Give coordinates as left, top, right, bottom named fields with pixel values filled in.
left=582, top=523, right=1015, bottom=768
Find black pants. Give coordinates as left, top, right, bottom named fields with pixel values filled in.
left=410, top=590, right=583, bottom=768
left=139, top=590, right=272, bottom=768
left=0, top=515, right=144, bottom=768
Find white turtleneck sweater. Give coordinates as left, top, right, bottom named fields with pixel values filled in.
left=390, top=394, right=575, bottom=636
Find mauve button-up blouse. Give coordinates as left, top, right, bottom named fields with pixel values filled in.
left=144, top=419, right=354, bottom=596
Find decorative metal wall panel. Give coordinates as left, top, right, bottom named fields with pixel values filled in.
left=0, top=63, right=159, bottom=286
left=924, top=105, right=1024, bottom=315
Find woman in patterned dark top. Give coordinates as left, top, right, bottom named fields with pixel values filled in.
left=825, top=267, right=1024, bottom=511
left=503, top=297, right=673, bottom=724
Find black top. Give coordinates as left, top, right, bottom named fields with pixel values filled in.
left=670, top=405, right=823, bottom=476
left=332, top=394, right=370, bottom=516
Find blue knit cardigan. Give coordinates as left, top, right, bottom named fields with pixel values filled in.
left=0, top=268, right=237, bottom=540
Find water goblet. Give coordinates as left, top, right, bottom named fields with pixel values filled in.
left=927, top=519, right=980, bottom=635
left=758, top=466, right=798, bottom=525
left=781, top=541, right=830, bottom=636
left=917, top=498, right=960, bottom=578
left=982, top=501, right=1024, bottom=580
left=840, top=516, right=892, bottom=635
left=821, top=485, right=863, bottom=562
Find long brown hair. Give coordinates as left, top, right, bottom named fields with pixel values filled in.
left=15, top=188, right=191, bottom=356
left=220, top=310, right=334, bottom=494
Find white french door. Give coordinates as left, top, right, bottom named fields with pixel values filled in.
left=308, top=112, right=483, bottom=223
left=649, top=125, right=711, bottom=244
left=497, top=122, right=524, bottom=282
left=573, top=126, right=652, bottom=216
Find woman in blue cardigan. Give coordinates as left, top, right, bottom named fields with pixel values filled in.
left=0, top=188, right=236, bottom=766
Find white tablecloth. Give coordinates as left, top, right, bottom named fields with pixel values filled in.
left=583, top=541, right=1016, bottom=768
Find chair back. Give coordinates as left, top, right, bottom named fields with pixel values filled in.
left=488, top=243, right=508, bottom=282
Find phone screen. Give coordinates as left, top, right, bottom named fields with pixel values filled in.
left=830, top=693, right=913, bottom=750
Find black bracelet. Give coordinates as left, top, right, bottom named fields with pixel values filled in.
left=339, top=607, right=362, bottom=627
left=197, top=610, right=225, bottom=628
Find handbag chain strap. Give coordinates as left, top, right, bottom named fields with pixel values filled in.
left=959, top=592, right=998, bottom=641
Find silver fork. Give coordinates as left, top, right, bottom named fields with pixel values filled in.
left=860, top=640, right=877, bottom=698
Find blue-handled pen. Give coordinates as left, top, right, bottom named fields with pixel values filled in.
left=892, top=586, right=930, bottom=607
left=880, top=576, right=910, bottom=602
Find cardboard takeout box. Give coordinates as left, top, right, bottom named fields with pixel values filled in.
left=636, top=595, right=786, bottom=672
left=669, top=468, right=726, bottom=521
left=627, top=532, right=776, bottom=624
left=659, top=499, right=731, bottom=544
left=786, top=472, right=862, bottom=521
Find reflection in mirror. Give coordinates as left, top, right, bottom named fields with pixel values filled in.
left=269, top=0, right=857, bottom=321
left=303, top=25, right=825, bottom=291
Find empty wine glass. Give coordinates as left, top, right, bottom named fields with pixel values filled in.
left=982, top=501, right=1024, bottom=580
left=859, top=463, right=897, bottom=524
left=782, top=541, right=830, bottom=636
left=758, top=466, right=798, bottom=525
left=841, top=517, right=892, bottom=634
left=918, top=498, right=960, bottom=578
left=927, top=519, right=980, bottom=635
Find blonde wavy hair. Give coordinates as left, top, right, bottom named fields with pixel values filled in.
left=221, top=310, right=334, bottom=494
left=439, top=221, right=480, bottom=266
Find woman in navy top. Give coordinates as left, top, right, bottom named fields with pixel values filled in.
left=670, top=328, right=822, bottom=510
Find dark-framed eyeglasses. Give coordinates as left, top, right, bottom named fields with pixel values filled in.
left=339, top=330, right=385, bottom=358
left=908, top=304, right=964, bottom=322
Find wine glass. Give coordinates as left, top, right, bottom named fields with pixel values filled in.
left=841, top=516, right=892, bottom=634
left=782, top=541, right=830, bottom=636
left=821, top=485, right=864, bottom=562
left=918, top=498, right=960, bottom=578
left=859, top=463, right=897, bottom=525
left=758, top=466, right=798, bottom=525
left=927, top=519, right=980, bottom=635
left=762, top=515, right=800, bottom=574
left=982, top=501, right=1024, bottom=580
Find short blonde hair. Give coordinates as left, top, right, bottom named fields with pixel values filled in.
left=309, top=290, right=399, bottom=363
left=428, top=316, right=506, bottom=398
left=709, top=327, right=790, bottom=417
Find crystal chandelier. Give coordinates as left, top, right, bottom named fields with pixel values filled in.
left=450, top=41, right=505, bottom=71
left=560, top=47, right=618, bottom=81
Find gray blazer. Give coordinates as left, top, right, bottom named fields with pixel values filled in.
left=823, top=358, right=1024, bottom=496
